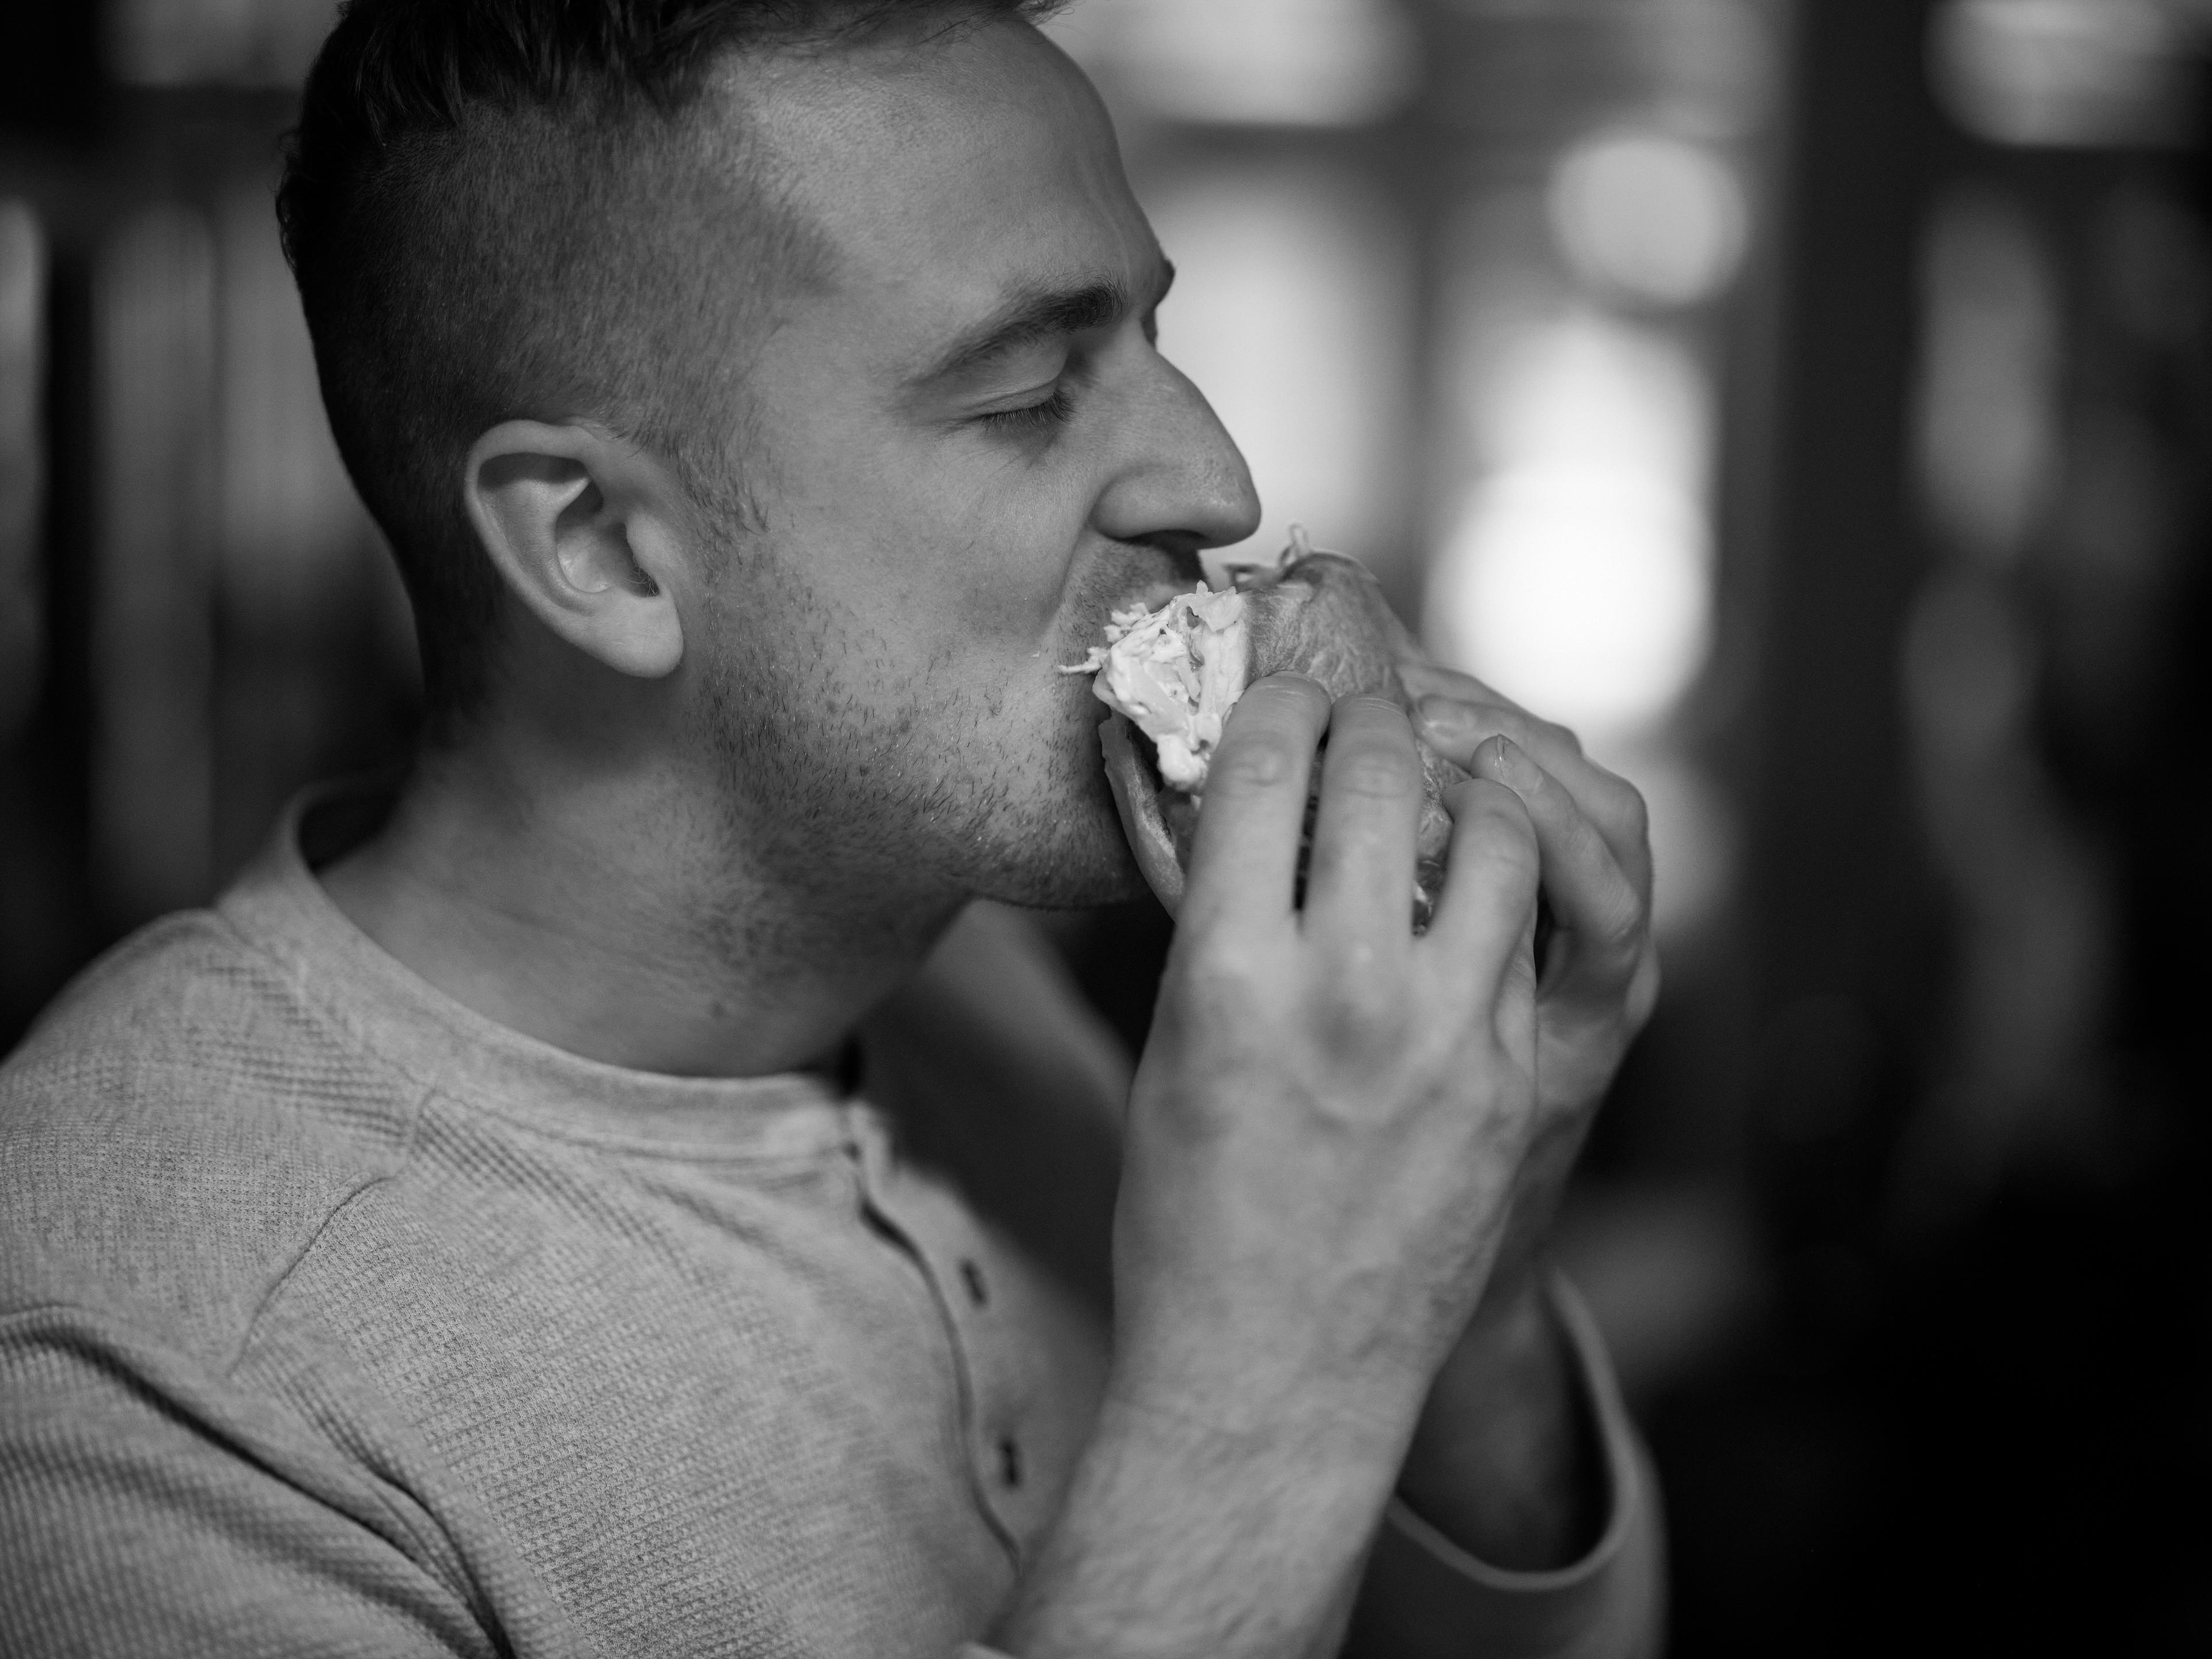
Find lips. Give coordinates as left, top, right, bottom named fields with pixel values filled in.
left=1067, top=532, right=1469, bottom=930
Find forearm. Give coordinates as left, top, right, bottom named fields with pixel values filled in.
left=1395, top=1264, right=1604, bottom=1571
left=990, top=1388, right=1408, bottom=1659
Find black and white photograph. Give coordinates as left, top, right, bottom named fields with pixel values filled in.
left=2, top=2, right=2207, bottom=1654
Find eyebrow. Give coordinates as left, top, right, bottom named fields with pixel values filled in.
left=911, top=256, right=1177, bottom=387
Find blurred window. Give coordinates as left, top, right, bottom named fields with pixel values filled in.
left=1141, top=158, right=1416, bottom=585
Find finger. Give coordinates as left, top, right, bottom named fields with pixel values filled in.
left=1179, top=673, right=1332, bottom=933
left=1408, top=686, right=1580, bottom=774
left=1420, top=777, right=1540, bottom=1000
left=1399, top=661, right=1520, bottom=722
left=1304, top=695, right=1423, bottom=944
left=1412, top=695, right=1652, bottom=902
left=1475, top=736, right=1645, bottom=994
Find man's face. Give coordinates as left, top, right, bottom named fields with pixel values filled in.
left=680, top=18, right=1260, bottom=912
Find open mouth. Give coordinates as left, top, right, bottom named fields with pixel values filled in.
left=1070, top=532, right=1450, bottom=932
left=1063, top=584, right=1250, bottom=792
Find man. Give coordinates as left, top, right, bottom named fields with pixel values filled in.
left=0, top=2, right=1664, bottom=1653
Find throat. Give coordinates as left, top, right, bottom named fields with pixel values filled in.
left=316, top=768, right=953, bottom=1081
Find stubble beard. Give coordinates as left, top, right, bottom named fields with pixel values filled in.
left=690, top=570, right=1145, bottom=967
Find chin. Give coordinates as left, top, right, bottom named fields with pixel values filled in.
left=966, top=756, right=1152, bottom=911
left=978, top=819, right=1150, bottom=911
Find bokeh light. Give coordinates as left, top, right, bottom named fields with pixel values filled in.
left=1431, top=465, right=1711, bottom=736
left=1547, top=128, right=1749, bottom=308
left=1427, top=310, right=1715, bottom=743
left=1930, top=0, right=2203, bottom=148
left=1047, top=0, right=1417, bottom=128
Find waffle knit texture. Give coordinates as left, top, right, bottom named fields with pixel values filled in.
left=1, top=801, right=1662, bottom=1657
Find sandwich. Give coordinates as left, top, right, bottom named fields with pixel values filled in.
left=1065, top=529, right=1469, bottom=931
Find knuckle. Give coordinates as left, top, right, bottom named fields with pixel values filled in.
left=1172, top=936, right=1267, bottom=1009
left=1244, top=673, right=1331, bottom=719
left=1325, top=744, right=1419, bottom=800
left=1320, top=967, right=1412, bottom=1049
left=1599, top=775, right=1650, bottom=842
left=1590, top=885, right=1649, bottom=958
left=1624, top=793, right=1652, bottom=847
left=1335, top=691, right=1405, bottom=721
left=1627, top=949, right=1662, bottom=1027
left=1210, top=734, right=1301, bottom=792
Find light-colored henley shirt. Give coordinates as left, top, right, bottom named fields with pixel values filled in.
left=0, top=801, right=1662, bottom=1656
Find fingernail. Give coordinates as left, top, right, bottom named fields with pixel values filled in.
left=1415, top=694, right=1470, bottom=733
left=1483, top=735, right=1539, bottom=791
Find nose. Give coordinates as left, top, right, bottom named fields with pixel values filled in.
left=1091, top=357, right=1263, bottom=559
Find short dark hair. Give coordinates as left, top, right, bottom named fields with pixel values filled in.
left=279, top=0, right=1058, bottom=729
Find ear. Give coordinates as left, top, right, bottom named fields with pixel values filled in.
left=463, top=419, right=688, bottom=680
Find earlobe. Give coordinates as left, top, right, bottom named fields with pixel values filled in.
left=465, top=421, right=685, bottom=680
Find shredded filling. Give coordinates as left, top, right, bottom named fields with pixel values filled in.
left=1061, top=584, right=1251, bottom=793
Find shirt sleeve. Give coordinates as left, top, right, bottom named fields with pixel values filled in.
left=1345, top=1275, right=1668, bottom=1659
left=0, top=1307, right=498, bottom=1659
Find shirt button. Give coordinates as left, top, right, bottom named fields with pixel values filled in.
left=997, top=1435, right=1023, bottom=1490
left=960, top=1259, right=989, bottom=1308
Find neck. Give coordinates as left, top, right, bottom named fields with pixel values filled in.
left=319, top=729, right=960, bottom=1080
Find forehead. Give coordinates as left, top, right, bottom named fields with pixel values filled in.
left=734, top=20, right=1156, bottom=357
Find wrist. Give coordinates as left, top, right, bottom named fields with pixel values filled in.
left=994, top=1387, right=1396, bottom=1657
left=1101, top=1267, right=1444, bottom=1461
left=1397, top=1270, right=1605, bottom=1571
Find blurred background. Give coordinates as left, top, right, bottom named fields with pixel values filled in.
left=2, top=1, right=2208, bottom=1651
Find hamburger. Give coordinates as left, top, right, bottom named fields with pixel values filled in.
left=1065, top=529, right=1471, bottom=931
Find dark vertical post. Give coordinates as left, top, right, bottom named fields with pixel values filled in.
left=1743, top=0, right=1946, bottom=1251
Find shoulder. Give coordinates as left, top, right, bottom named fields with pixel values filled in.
left=0, top=908, right=423, bottom=1365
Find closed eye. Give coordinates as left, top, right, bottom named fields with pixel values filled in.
left=977, top=384, right=1075, bottom=434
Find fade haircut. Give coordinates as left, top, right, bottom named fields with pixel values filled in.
left=279, top=0, right=1059, bottom=730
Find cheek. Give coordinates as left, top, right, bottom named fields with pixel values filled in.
left=741, top=438, right=1094, bottom=688
left=861, top=463, right=1092, bottom=642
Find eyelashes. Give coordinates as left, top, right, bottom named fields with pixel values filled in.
left=964, top=307, right=1168, bottom=440
left=972, top=315, right=1164, bottom=438
left=976, top=384, right=1076, bottom=435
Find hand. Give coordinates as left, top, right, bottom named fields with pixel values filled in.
left=1109, top=675, right=1544, bottom=1449
left=1401, top=662, right=1660, bottom=1295
left=995, top=676, right=1552, bottom=1658
left=1389, top=664, right=1659, bottom=1568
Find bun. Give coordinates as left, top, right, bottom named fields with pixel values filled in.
left=1100, top=709, right=1187, bottom=914
left=1085, top=538, right=1467, bottom=929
